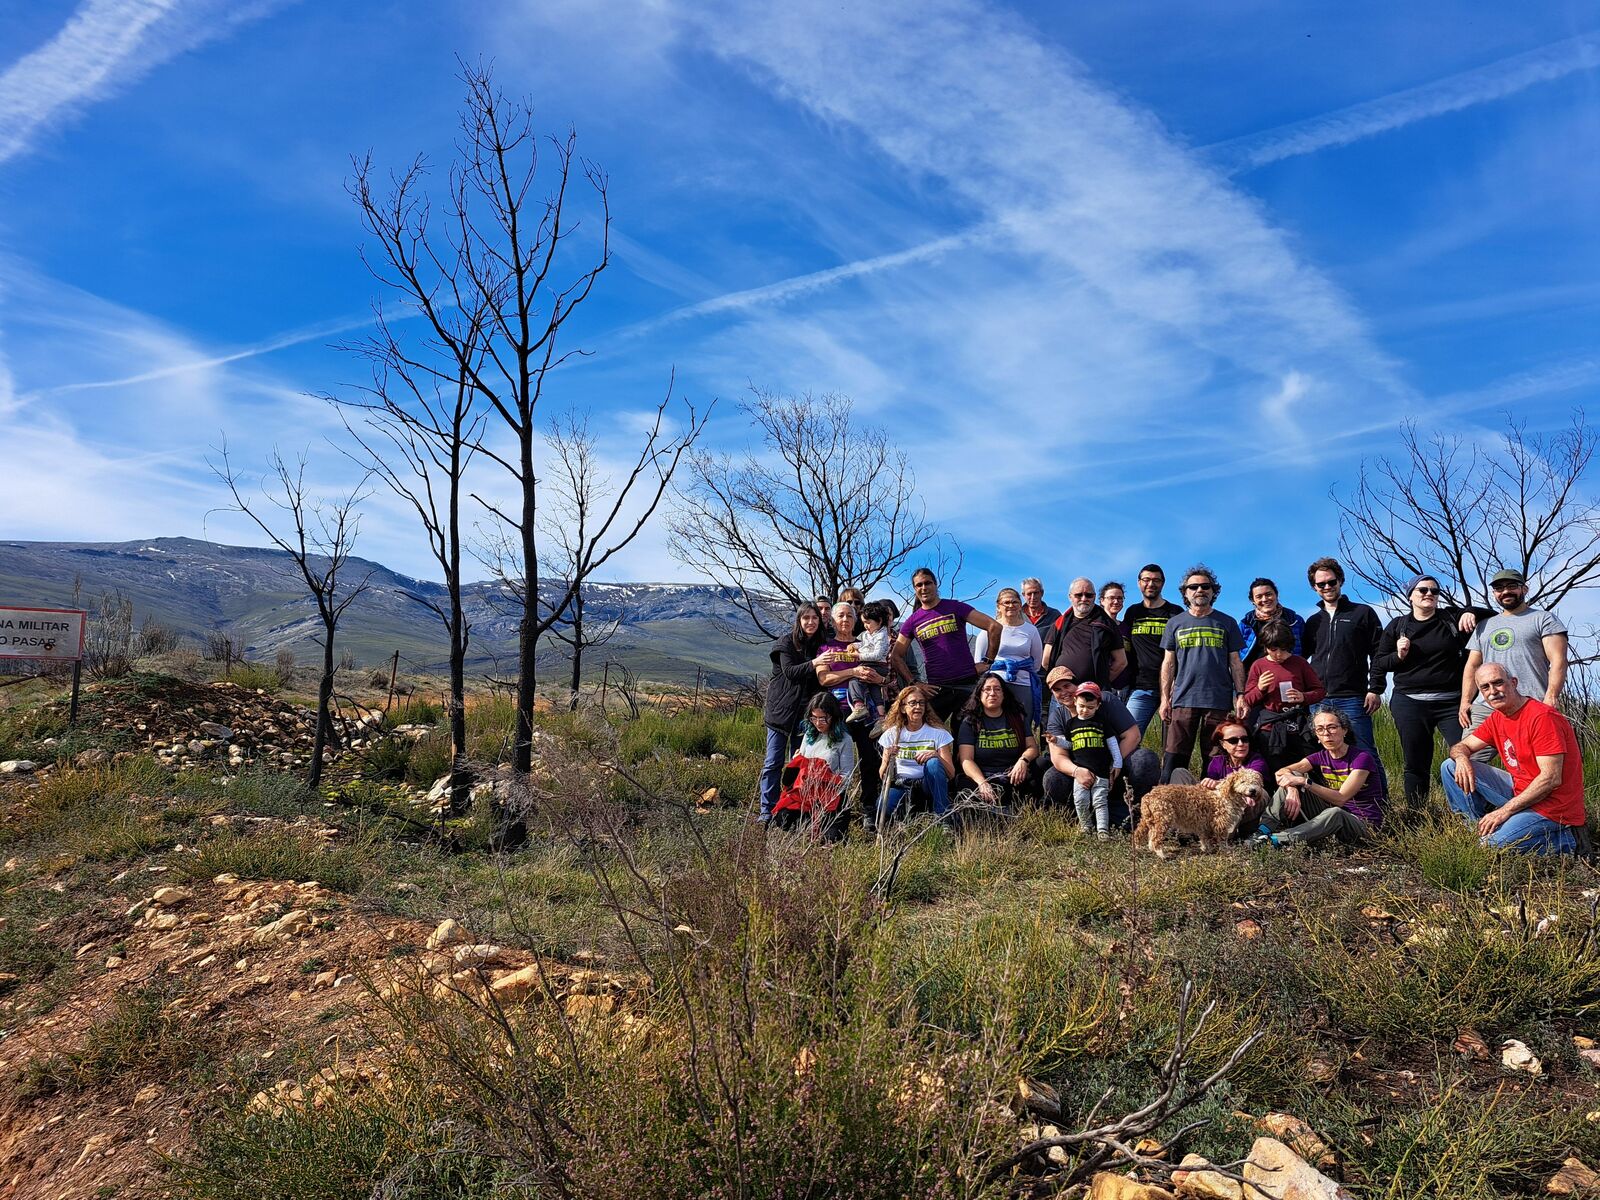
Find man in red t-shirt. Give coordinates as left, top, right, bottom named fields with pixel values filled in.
left=1442, top=663, right=1588, bottom=855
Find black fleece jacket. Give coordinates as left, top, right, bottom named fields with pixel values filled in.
left=1373, top=608, right=1480, bottom=695
left=763, top=633, right=823, bottom=731
left=1304, top=597, right=1384, bottom=696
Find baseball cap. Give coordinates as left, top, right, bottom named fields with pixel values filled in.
left=1075, top=682, right=1102, bottom=700
left=1489, top=568, right=1526, bottom=587
left=1045, top=666, right=1077, bottom=689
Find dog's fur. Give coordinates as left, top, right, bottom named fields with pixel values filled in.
left=1134, top=768, right=1266, bottom=857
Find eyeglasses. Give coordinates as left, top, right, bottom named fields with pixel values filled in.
left=1313, top=725, right=1342, bottom=734
left=1221, top=735, right=1250, bottom=745
left=1491, top=582, right=1523, bottom=591
left=1413, top=586, right=1439, bottom=596
left=1313, top=579, right=1340, bottom=589
left=903, top=701, right=926, bottom=708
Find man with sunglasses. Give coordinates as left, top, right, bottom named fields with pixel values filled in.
left=1040, top=577, right=1128, bottom=690
left=1458, top=569, right=1567, bottom=749
left=1303, top=557, right=1385, bottom=761
left=1158, top=565, right=1246, bottom=783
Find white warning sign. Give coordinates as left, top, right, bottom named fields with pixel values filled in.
left=0, top=606, right=87, bottom=661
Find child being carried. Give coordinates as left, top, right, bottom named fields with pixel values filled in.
left=846, top=600, right=895, bottom=723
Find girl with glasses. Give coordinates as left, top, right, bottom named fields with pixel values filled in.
left=972, top=587, right=1045, bottom=725
left=875, top=684, right=955, bottom=828
left=1257, top=705, right=1384, bottom=847
left=1373, top=575, right=1487, bottom=807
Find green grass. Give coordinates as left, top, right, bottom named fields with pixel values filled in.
left=12, top=682, right=1600, bottom=1199
left=223, top=662, right=280, bottom=692
left=177, top=829, right=386, bottom=894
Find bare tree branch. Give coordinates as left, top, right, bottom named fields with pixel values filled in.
left=668, top=388, right=951, bottom=640
left=208, top=441, right=372, bottom=792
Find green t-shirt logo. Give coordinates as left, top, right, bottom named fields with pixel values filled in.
left=1489, top=628, right=1514, bottom=651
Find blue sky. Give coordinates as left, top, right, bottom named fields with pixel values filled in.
left=2, top=0, right=1598, bottom=620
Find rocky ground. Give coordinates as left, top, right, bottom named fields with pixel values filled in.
left=0, top=863, right=634, bottom=1199
left=5, top=674, right=1600, bottom=1198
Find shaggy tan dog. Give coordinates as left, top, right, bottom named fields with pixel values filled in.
left=1134, top=768, right=1267, bottom=857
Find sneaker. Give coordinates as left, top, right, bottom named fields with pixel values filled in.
left=1251, top=824, right=1279, bottom=847
left=1096, top=830, right=1113, bottom=842
left=846, top=701, right=871, bottom=723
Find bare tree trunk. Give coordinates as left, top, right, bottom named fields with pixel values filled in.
left=310, top=621, right=336, bottom=791
left=516, top=427, right=539, bottom=775
left=447, top=431, right=471, bottom=813
left=568, top=587, right=584, bottom=711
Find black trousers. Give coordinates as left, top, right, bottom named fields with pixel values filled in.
left=1389, top=691, right=1462, bottom=806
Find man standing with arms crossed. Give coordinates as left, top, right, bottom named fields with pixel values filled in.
left=1158, top=564, right=1246, bottom=783
left=1303, top=557, right=1385, bottom=760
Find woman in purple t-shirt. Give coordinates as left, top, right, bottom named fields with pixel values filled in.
left=1259, top=706, right=1384, bottom=847
left=1166, top=720, right=1270, bottom=834
left=891, top=568, right=1002, bottom=724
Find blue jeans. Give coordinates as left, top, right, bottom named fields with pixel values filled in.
left=1127, top=688, right=1159, bottom=737
left=879, top=765, right=950, bottom=824
left=760, top=723, right=800, bottom=820
left=1318, top=695, right=1377, bottom=759
left=1439, top=759, right=1578, bottom=854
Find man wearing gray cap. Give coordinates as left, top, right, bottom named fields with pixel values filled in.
left=1459, top=569, right=1568, bottom=757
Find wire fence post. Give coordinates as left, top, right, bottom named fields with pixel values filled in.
left=600, top=662, right=611, bottom=714
left=384, top=650, right=400, bottom=713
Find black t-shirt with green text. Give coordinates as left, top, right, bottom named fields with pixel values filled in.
left=1122, top=600, right=1182, bottom=690
left=1060, top=714, right=1115, bottom=778
left=957, top=712, right=1024, bottom=777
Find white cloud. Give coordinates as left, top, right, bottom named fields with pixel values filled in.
left=1208, top=30, right=1600, bottom=174
left=0, top=0, right=289, bottom=166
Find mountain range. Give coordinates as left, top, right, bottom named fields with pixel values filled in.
left=0, top=538, right=774, bottom=687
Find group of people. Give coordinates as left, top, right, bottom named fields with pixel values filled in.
left=760, top=557, right=1587, bottom=856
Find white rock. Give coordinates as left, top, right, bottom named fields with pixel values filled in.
left=151, top=886, right=193, bottom=907
left=1501, top=1039, right=1543, bottom=1076
left=250, top=909, right=311, bottom=943
left=425, top=918, right=466, bottom=950
left=0, top=760, right=38, bottom=774
left=1242, top=1138, right=1354, bottom=1199
left=197, top=722, right=233, bottom=739
left=452, top=943, right=510, bottom=969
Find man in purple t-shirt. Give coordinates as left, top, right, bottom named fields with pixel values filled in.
left=892, top=567, right=1003, bottom=722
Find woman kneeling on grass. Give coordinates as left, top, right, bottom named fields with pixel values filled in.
left=876, top=684, right=955, bottom=827
left=1258, top=705, right=1385, bottom=847
left=771, top=692, right=857, bottom=838
left=955, top=672, right=1040, bottom=810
